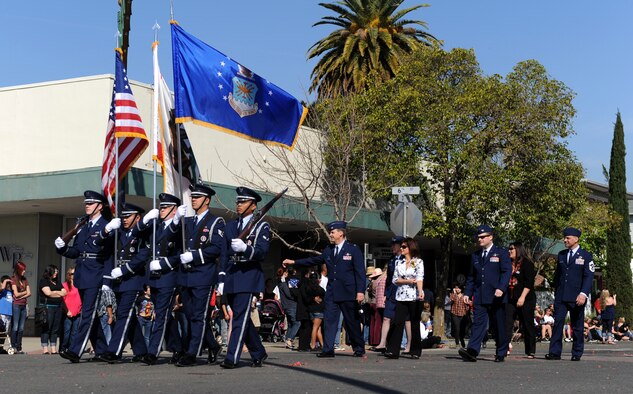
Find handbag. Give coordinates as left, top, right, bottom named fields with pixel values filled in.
left=34, top=296, right=48, bottom=327
left=35, top=305, right=48, bottom=327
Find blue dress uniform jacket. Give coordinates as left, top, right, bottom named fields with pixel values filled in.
left=552, top=248, right=594, bottom=303
left=465, top=245, right=512, bottom=305
left=294, top=242, right=365, bottom=302
left=148, top=220, right=182, bottom=289
left=221, top=219, right=270, bottom=294
left=177, top=213, right=225, bottom=288
left=56, top=216, right=114, bottom=289
left=106, top=222, right=150, bottom=292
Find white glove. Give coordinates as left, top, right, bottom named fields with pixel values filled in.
left=54, top=237, right=66, bottom=248
left=231, top=238, right=247, bottom=253
left=143, top=208, right=159, bottom=225
left=110, top=267, right=123, bottom=279
left=149, top=259, right=162, bottom=271
left=217, top=282, right=224, bottom=296
left=105, top=218, right=121, bottom=233
left=180, top=252, right=193, bottom=264
left=101, top=284, right=111, bottom=291
left=173, top=205, right=187, bottom=225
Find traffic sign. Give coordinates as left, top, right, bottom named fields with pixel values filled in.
left=391, top=186, right=420, bottom=195
left=390, top=202, right=423, bottom=237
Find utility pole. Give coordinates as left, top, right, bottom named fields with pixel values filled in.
left=117, top=0, right=133, bottom=67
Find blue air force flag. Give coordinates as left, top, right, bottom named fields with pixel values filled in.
left=171, top=22, right=308, bottom=150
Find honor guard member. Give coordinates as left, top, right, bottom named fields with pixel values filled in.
left=283, top=221, right=366, bottom=358
left=219, top=187, right=270, bottom=369
left=141, top=193, right=185, bottom=365
left=459, top=225, right=512, bottom=362
left=545, top=227, right=595, bottom=361
left=55, top=190, right=114, bottom=363
left=100, top=202, right=152, bottom=363
left=174, top=184, right=225, bottom=367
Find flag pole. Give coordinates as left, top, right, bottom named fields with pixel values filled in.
left=151, top=22, right=161, bottom=260
left=114, top=34, right=122, bottom=259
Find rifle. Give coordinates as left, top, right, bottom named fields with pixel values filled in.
left=238, top=187, right=288, bottom=240
left=61, top=215, right=89, bottom=244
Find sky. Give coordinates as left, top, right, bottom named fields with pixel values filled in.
left=2, top=1, right=632, bottom=189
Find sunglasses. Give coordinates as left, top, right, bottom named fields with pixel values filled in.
left=508, top=247, right=515, bottom=250
left=478, top=234, right=490, bottom=239
left=400, top=244, right=408, bottom=249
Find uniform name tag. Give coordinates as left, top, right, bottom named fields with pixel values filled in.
left=575, top=257, right=584, bottom=265
left=490, top=256, right=499, bottom=263
left=343, top=254, right=352, bottom=261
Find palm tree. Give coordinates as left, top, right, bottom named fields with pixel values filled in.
left=308, top=0, right=440, bottom=99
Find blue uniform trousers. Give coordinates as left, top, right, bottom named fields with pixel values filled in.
left=467, top=301, right=507, bottom=357
left=225, top=292, right=266, bottom=364
left=323, top=298, right=365, bottom=354
left=549, top=301, right=585, bottom=357
left=107, top=290, right=147, bottom=356
left=70, top=287, right=107, bottom=356
left=147, top=287, right=181, bottom=357
left=181, top=286, right=217, bottom=357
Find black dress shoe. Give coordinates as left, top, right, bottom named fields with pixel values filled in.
left=410, top=354, right=420, bottom=360
left=59, top=350, right=81, bottom=363
left=458, top=348, right=477, bottom=362
left=176, top=353, right=197, bottom=367
left=571, top=355, right=581, bottom=361
left=353, top=351, right=365, bottom=357
left=494, top=356, right=505, bottom=362
left=131, top=354, right=146, bottom=363
left=372, top=347, right=386, bottom=353
left=142, top=354, right=158, bottom=365
left=220, top=360, right=237, bottom=369
left=208, top=347, right=221, bottom=364
left=169, top=351, right=185, bottom=364
left=103, top=352, right=122, bottom=364
left=316, top=352, right=335, bottom=358
left=545, top=353, right=561, bottom=360
left=88, top=354, right=108, bottom=362
left=250, top=354, right=268, bottom=367
left=383, top=352, right=399, bottom=359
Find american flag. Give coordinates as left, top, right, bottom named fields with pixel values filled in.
left=101, top=50, right=149, bottom=213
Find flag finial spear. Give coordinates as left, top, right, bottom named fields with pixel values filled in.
left=153, top=21, right=161, bottom=43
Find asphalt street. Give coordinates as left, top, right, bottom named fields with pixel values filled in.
left=1, top=338, right=631, bottom=393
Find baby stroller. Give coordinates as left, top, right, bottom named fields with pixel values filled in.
left=259, top=299, right=285, bottom=343
left=0, top=317, right=13, bottom=354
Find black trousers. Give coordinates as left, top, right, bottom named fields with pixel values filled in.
left=297, top=319, right=312, bottom=351
left=386, top=300, right=422, bottom=357
left=505, top=297, right=536, bottom=356
left=451, top=313, right=469, bottom=347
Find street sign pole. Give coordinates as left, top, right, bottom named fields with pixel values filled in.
left=391, top=187, right=422, bottom=238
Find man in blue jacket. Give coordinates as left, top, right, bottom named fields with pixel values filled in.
left=283, top=221, right=366, bottom=358
left=56, top=190, right=115, bottom=363
left=174, top=184, right=225, bottom=367
left=220, top=187, right=270, bottom=369
left=546, top=227, right=594, bottom=361
left=101, top=202, right=151, bottom=363
left=459, top=225, right=511, bottom=362
left=142, top=193, right=184, bottom=365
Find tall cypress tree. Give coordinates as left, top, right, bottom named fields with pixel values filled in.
left=606, top=112, right=633, bottom=322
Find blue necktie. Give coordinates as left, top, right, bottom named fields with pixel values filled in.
left=334, top=246, right=339, bottom=257
left=568, top=250, right=573, bottom=265
left=482, top=250, right=487, bottom=264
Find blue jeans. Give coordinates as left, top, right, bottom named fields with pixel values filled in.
left=11, top=304, right=27, bottom=350
left=284, top=306, right=301, bottom=341
left=62, top=315, right=80, bottom=350
left=334, top=312, right=344, bottom=347
left=137, top=317, right=153, bottom=348
left=99, top=314, right=112, bottom=345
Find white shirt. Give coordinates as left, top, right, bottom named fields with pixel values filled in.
left=393, top=257, right=424, bottom=301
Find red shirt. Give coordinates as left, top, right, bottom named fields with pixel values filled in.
left=63, top=282, right=82, bottom=317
